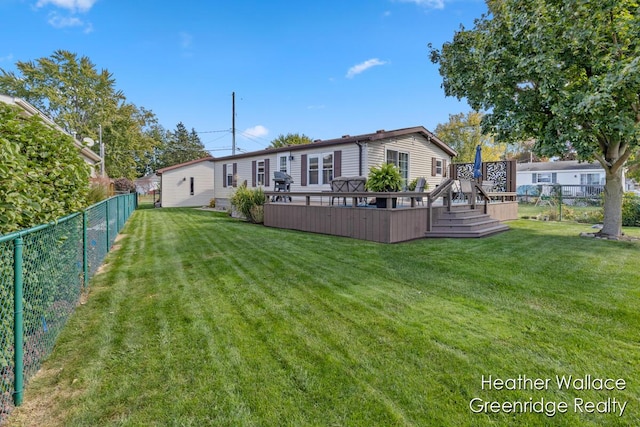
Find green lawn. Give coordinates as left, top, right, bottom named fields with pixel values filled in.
left=7, top=209, right=640, bottom=426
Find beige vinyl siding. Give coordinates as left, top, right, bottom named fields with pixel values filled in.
left=213, top=154, right=277, bottom=208
left=160, top=162, right=215, bottom=207
left=366, top=134, right=452, bottom=189
left=289, top=144, right=360, bottom=191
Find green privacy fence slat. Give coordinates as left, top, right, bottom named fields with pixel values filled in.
left=0, top=193, right=136, bottom=422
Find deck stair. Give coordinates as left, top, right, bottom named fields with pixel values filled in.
left=426, top=206, right=509, bottom=238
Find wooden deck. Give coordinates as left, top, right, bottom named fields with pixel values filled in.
left=263, top=190, right=517, bottom=243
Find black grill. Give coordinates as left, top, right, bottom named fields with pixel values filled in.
left=272, top=171, right=293, bottom=201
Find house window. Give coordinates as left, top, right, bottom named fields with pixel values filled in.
left=580, top=173, right=601, bottom=185
left=308, top=153, right=333, bottom=185
left=279, top=155, right=288, bottom=173
left=322, top=153, right=333, bottom=184
left=435, top=159, right=443, bottom=176
left=309, top=157, right=319, bottom=185
left=257, top=160, right=265, bottom=186
left=533, top=173, right=556, bottom=183
left=226, top=164, right=233, bottom=187
left=190, top=177, right=194, bottom=195
left=387, top=150, right=409, bottom=186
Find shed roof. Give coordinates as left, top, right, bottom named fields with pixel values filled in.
left=156, top=156, right=215, bottom=175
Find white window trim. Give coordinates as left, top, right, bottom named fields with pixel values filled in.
left=278, top=154, right=289, bottom=173
left=256, top=160, right=265, bottom=186
left=308, top=152, right=333, bottom=186
left=226, top=163, right=233, bottom=187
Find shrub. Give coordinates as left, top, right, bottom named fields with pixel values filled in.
left=230, top=183, right=266, bottom=223
left=87, top=183, right=109, bottom=205
left=622, top=192, right=640, bottom=227
left=208, top=198, right=216, bottom=208
left=114, top=177, right=135, bottom=193
left=0, top=102, right=90, bottom=234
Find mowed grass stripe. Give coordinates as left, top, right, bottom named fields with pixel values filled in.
left=6, top=208, right=640, bottom=427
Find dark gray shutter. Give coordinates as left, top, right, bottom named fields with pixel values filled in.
left=223, top=164, right=227, bottom=188
left=431, top=158, right=437, bottom=176
left=334, top=150, right=342, bottom=178
left=552, top=173, right=557, bottom=184
left=532, top=173, right=537, bottom=183
left=301, top=154, right=307, bottom=186
left=252, top=161, right=257, bottom=187
left=443, top=159, right=447, bottom=177
left=264, top=159, right=270, bottom=187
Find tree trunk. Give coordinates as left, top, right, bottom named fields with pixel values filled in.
left=599, top=168, right=624, bottom=238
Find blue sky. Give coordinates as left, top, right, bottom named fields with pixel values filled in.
left=0, top=0, right=487, bottom=155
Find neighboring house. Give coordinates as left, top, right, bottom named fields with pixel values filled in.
left=0, top=94, right=103, bottom=177
left=156, top=157, right=215, bottom=207
left=517, top=160, right=608, bottom=186
left=211, top=126, right=457, bottom=209
left=134, top=173, right=160, bottom=194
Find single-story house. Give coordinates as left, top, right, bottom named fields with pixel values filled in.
left=134, top=173, right=160, bottom=195
left=156, top=157, right=215, bottom=207
left=516, top=160, right=607, bottom=186
left=0, top=94, right=103, bottom=177
left=516, top=160, right=637, bottom=191
left=210, top=126, right=457, bottom=209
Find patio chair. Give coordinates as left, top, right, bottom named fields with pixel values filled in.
left=330, top=177, right=349, bottom=205
left=481, top=180, right=495, bottom=192
left=458, top=179, right=474, bottom=203
left=414, top=177, right=426, bottom=206
left=347, top=176, right=367, bottom=206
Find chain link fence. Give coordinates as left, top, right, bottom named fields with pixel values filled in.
left=0, top=193, right=136, bottom=421
left=517, top=184, right=640, bottom=226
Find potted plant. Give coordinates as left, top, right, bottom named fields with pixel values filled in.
left=365, top=163, right=403, bottom=208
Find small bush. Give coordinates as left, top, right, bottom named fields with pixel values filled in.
left=208, top=198, right=216, bottom=208
left=622, top=192, right=640, bottom=227
left=87, top=183, right=109, bottom=205
left=230, top=184, right=266, bottom=223
left=114, top=177, right=135, bottom=193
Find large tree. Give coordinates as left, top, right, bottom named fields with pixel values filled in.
left=269, top=133, right=313, bottom=148
left=429, top=0, right=639, bottom=238
left=0, top=50, right=161, bottom=180
left=158, top=122, right=210, bottom=168
left=435, top=111, right=507, bottom=163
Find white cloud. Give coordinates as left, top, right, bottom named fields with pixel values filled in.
left=346, top=58, right=388, bottom=79
left=36, top=0, right=97, bottom=13
left=47, top=12, right=84, bottom=28
left=242, top=125, right=269, bottom=138
left=0, top=54, right=14, bottom=62
left=395, top=0, right=445, bottom=10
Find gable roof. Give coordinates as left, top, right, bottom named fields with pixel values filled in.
left=213, top=126, right=457, bottom=162
left=517, top=160, right=603, bottom=172
left=156, top=156, right=215, bottom=175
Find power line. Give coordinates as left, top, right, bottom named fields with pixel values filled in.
left=197, top=129, right=231, bottom=134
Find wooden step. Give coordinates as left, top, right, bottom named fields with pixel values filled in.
left=431, top=218, right=503, bottom=232
left=426, top=207, right=510, bottom=238
left=425, top=223, right=510, bottom=238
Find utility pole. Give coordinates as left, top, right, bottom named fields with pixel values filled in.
left=232, top=91, right=236, bottom=156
